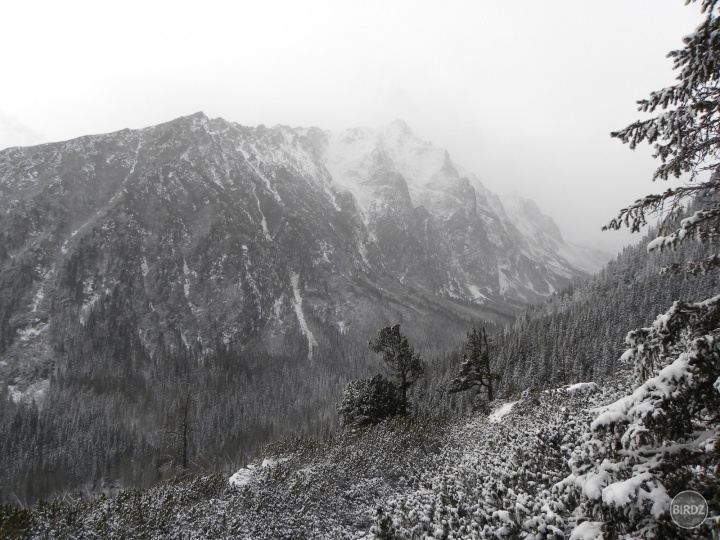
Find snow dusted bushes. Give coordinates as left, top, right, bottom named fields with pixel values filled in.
left=366, top=385, right=626, bottom=539
left=11, top=375, right=694, bottom=538
left=4, top=473, right=229, bottom=539
left=4, top=413, right=451, bottom=538
left=338, top=375, right=403, bottom=429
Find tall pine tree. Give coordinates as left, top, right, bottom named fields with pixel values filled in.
left=368, top=325, right=425, bottom=416
left=448, top=327, right=498, bottom=402
left=562, top=2, right=720, bottom=536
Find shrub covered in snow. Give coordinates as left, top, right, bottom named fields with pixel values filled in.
left=338, top=375, right=403, bottom=429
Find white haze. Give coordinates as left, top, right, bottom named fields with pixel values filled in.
left=0, top=0, right=706, bottom=253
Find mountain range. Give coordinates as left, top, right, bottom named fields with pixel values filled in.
left=0, top=112, right=608, bottom=400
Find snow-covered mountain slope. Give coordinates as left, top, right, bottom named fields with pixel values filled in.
left=0, top=113, right=605, bottom=401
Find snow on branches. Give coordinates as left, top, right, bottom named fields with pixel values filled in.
left=606, top=0, right=720, bottom=265
left=609, top=0, right=720, bottom=183
left=590, top=4, right=720, bottom=533
left=560, top=296, right=720, bottom=538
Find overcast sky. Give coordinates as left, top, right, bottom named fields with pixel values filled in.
left=0, top=0, right=706, bottom=253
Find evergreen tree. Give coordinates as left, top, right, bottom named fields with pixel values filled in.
left=562, top=2, right=720, bottom=536
left=448, top=327, right=499, bottom=401
left=368, top=325, right=425, bottom=416
left=605, top=0, right=720, bottom=274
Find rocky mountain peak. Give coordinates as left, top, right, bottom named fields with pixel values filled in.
left=439, top=149, right=459, bottom=177
left=501, top=191, right=564, bottom=242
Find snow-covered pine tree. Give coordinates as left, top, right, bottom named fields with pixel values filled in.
left=605, top=0, right=720, bottom=274
left=559, top=296, right=720, bottom=538
left=562, top=1, right=720, bottom=537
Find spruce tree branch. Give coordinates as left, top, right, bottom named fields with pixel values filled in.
left=647, top=205, right=720, bottom=251
left=660, top=254, right=720, bottom=275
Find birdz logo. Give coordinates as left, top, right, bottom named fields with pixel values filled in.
left=670, top=491, right=708, bottom=529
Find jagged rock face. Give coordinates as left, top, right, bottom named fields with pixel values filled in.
left=0, top=113, right=602, bottom=398
left=316, top=119, right=599, bottom=304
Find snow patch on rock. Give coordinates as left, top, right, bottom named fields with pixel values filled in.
left=17, top=323, right=47, bottom=341
left=31, top=283, right=45, bottom=312
left=229, top=465, right=257, bottom=487
left=466, top=284, right=487, bottom=302
left=229, top=457, right=291, bottom=487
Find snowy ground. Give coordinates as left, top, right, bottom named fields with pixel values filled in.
left=487, top=400, right=518, bottom=423
left=16, top=377, right=642, bottom=538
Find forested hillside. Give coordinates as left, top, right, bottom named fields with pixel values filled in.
left=494, top=217, right=720, bottom=390
left=0, top=310, right=475, bottom=507
left=3, top=198, right=717, bottom=509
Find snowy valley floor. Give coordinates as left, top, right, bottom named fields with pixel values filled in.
left=0, top=374, right=695, bottom=539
